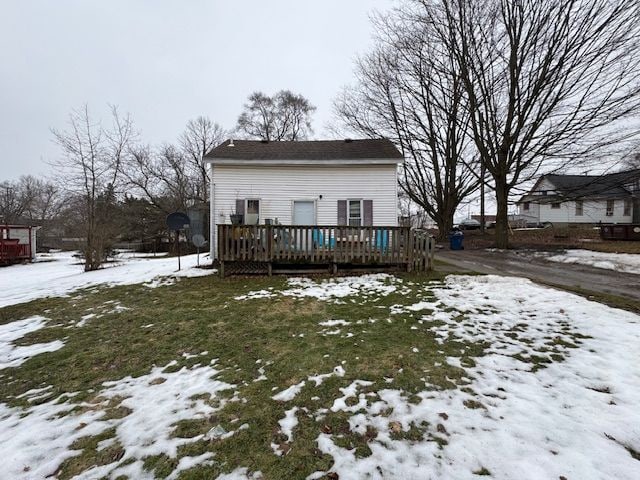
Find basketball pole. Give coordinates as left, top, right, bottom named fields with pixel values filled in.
left=175, top=229, right=181, bottom=271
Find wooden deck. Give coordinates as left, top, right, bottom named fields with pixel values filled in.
left=217, top=225, right=435, bottom=276
left=1, top=225, right=33, bottom=265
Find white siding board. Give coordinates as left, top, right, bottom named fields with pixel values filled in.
left=538, top=199, right=631, bottom=224
left=213, top=164, right=398, bottom=228
left=519, top=202, right=540, bottom=220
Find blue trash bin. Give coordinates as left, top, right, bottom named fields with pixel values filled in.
left=448, top=230, right=464, bottom=250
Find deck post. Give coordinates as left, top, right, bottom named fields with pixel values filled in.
left=266, top=225, right=273, bottom=263
left=219, top=261, right=225, bottom=278
left=428, top=236, right=435, bottom=271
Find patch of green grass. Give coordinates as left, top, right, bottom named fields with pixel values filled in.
left=474, top=466, right=492, bottom=476
left=463, top=399, right=485, bottom=410
left=56, top=428, right=124, bottom=480
left=143, top=454, right=178, bottom=478
left=389, top=421, right=428, bottom=443
left=0, top=272, right=500, bottom=478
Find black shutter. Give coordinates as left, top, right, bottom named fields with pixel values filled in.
left=235, top=199, right=245, bottom=216
left=337, top=200, right=347, bottom=225
left=363, top=200, right=373, bottom=226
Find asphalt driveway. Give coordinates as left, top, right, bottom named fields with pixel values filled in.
left=437, top=248, right=640, bottom=303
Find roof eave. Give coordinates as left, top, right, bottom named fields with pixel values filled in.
left=204, top=157, right=404, bottom=165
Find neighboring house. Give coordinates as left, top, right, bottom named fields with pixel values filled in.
left=516, top=169, right=640, bottom=225
left=204, top=139, right=404, bottom=259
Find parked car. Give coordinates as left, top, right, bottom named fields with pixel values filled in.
left=457, top=218, right=482, bottom=230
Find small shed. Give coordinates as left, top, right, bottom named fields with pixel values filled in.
left=0, top=225, right=37, bottom=265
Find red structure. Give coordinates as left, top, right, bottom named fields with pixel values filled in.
left=0, top=225, right=35, bottom=265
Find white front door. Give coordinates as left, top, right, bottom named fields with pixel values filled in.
left=293, top=201, right=315, bottom=225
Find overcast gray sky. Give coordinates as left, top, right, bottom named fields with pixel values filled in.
left=0, top=0, right=395, bottom=180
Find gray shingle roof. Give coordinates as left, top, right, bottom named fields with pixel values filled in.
left=204, top=139, right=403, bottom=161
left=544, top=169, right=640, bottom=198
left=518, top=169, right=640, bottom=203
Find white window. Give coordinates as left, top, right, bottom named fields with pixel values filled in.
left=624, top=199, right=632, bottom=216
left=606, top=200, right=614, bottom=217
left=348, top=200, right=362, bottom=227
left=245, top=199, right=260, bottom=224
left=575, top=200, right=583, bottom=216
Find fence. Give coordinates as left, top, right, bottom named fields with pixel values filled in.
left=217, top=225, right=435, bottom=276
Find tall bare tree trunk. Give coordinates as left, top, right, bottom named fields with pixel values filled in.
left=434, top=205, right=456, bottom=242
left=494, top=171, right=509, bottom=249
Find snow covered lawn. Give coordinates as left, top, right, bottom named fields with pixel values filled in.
left=0, top=270, right=639, bottom=479
left=0, top=250, right=215, bottom=308
left=542, top=248, right=640, bottom=275
left=0, top=315, right=64, bottom=369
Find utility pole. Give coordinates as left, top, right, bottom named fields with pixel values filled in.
left=480, top=162, right=486, bottom=234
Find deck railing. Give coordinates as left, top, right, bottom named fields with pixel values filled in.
left=217, top=225, right=435, bottom=273
left=0, top=239, right=32, bottom=264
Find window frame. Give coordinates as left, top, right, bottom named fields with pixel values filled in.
left=551, top=202, right=561, bottom=209
left=575, top=200, right=583, bottom=216
left=347, top=199, right=363, bottom=227
left=623, top=199, right=632, bottom=216
left=523, top=202, right=530, bottom=211
left=245, top=199, right=260, bottom=224
left=606, top=199, right=614, bottom=217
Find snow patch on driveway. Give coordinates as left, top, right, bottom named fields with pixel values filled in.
left=544, top=249, right=640, bottom=275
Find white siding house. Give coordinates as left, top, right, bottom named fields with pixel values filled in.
left=517, top=170, right=640, bottom=226
left=204, top=139, right=404, bottom=259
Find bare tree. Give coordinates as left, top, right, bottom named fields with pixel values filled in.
left=125, top=142, right=205, bottom=213
left=52, top=105, right=134, bottom=270
left=1, top=175, right=65, bottom=224
left=179, top=117, right=226, bottom=203
left=18, top=175, right=65, bottom=222
left=335, top=11, right=480, bottom=238
left=236, top=90, right=316, bottom=141
left=0, top=180, right=28, bottom=223
left=419, top=0, right=640, bottom=248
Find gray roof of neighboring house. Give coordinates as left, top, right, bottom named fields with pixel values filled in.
left=204, top=139, right=404, bottom=161
left=518, top=169, right=640, bottom=203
